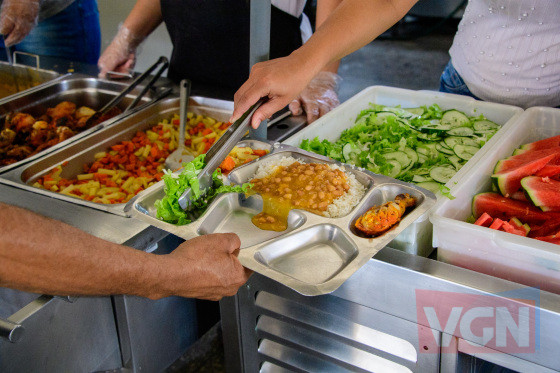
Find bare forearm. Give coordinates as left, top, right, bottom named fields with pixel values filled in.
left=122, top=0, right=163, bottom=41
left=316, top=0, right=343, bottom=73
left=296, top=0, right=418, bottom=75
left=0, top=203, right=164, bottom=298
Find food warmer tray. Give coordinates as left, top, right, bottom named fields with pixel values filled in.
left=0, top=96, right=236, bottom=216
left=0, top=73, right=158, bottom=174
left=0, top=60, right=61, bottom=101
left=126, top=145, right=436, bottom=296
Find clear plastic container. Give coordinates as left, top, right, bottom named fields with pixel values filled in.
left=431, top=107, right=560, bottom=293
left=284, top=86, right=523, bottom=257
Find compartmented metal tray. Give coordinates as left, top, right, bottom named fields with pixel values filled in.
left=0, top=73, right=159, bottom=174
left=126, top=145, right=436, bottom=295
left=0, top=61, right=61, bottom=101
left=0, top=96, right=234, bottom=216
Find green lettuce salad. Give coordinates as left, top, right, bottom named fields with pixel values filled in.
left=300, top=103, right=501, bottom=198
left=155, top=155, right=252, bottom=225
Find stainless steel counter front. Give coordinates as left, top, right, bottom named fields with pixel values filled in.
left=222, top=244, right=560, bottom=373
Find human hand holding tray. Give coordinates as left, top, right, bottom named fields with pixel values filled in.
left=126, top=140, right=437, bottom=296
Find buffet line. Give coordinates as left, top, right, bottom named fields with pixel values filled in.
left=1, top=65, right=560, bottom=371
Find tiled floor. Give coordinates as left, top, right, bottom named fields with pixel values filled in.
left=168, top=16, right=459, bottom=373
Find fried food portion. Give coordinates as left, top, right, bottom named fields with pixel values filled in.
left=0, top=101, right=122, bottom=166
left=355, top=193, right=416, bottom=236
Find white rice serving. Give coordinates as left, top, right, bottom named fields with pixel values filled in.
left=252, top=156, right=366, bottom=218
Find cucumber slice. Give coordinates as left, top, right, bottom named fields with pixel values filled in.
left=473, top=120, right=500, bottom=132
left=383, top=151, right=411, bottom=168
left=449, top=155, right=463, bottom=170
left=430, top=166, right=457, bottom=184
left=419, top=125, right=452, bottom=134
left=385, top=160, right=402, bottom=178
left=413, top=167, right=431, bottom=175
left=447, top=127, right=474, bottom=137
left=436, top=144, right=455, bottom=155
left=412, top=175, right=434, bottom=183
left=403, top=147, right=419, bottom=165
left=416, top=181, right=441, bottom=194
left=444, top=136, right=480, bottom=149
left=403, top=107, right=425, bottom=116
left=417, top=133, right=441, bottom=141
left=441, top=110, right=470, bottom=127
left=342, top=143, right=361, bottom=164
left=453, top=144, right=479, bottom=160
left=379, top=107, right=417, bottom=120
left=439, top=140, right=451, bottom=149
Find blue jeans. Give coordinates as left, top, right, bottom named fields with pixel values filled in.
left=439, top=61, right=480, bottom=100
left=0, top=0, right=100, bottom=64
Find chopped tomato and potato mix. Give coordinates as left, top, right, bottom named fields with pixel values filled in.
left=33, top=112, right=265, bottom=204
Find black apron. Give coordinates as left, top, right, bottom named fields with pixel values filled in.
left=161, top=0, right=303, bottom=98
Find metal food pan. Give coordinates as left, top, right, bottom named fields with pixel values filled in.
left=0, top=74, right=158, bottom=174
left=0, top=96, right=237, bottom=216
left=0, top=61, right=61, bottom=101
left=126, top=146, right=436, bottom=296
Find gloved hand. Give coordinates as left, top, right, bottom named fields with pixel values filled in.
left=98, top=25, right=142, bottom=79
left=288, top=71, right=341, bottom=124
left=0, top=0, right=40, bottom=47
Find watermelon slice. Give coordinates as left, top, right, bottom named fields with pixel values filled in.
left=535, top=234, right=560, bottom=245
left=472, top=192, right=560, bottom=224
left=510, top=190, right=528, bottom=202
left=542, top=206, right=560, bottom=212
left=509, top=218, right=531, bottom=235
left=474, top=212, right=493, bottom=227
left=492, top=154, right=555, bottom=196
left=500, top=221, right=526, bottom=236
left=489, top=218, right=504, bottom=230
left=529, top=220, right=560, bottom=238
left=520, top=134, right=560, bottom=151
left=493, top=147, right=560, bottom=173
left=521, top=176, right=560, bottom=208
left=535, top=164, right=560, bottom=178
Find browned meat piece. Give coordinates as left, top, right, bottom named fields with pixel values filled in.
left=47, top=101, right=76, bottom=121
left=6, top=145, right=32, bottom=160
left=56, top=126, right=75, bottom=142
left=6, top=113, right=35, bottom=133
left=355, top=193, right=416, bottom=236
left=0, top=128, right=16, bottom=147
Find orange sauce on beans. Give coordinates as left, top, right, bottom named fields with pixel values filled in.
left=249, top=162, right=350, bottom=231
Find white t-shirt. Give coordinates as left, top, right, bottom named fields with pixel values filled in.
left=449, top=0, right=560, bottom=108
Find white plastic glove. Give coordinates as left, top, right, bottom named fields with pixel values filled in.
left=289, top=71, right=341, bottom=124
left=0, top=0, right=39, bottom=47
left=98, top=26, right=142, bottom=79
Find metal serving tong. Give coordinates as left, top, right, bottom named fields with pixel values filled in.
left=178, top=97, right=266, bottom=211
left=85, top=56, right=169, bottom=128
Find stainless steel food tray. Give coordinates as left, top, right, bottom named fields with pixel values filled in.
left=0, top=73, right=158, bottom=174
left=126, top=146, right=436, bottom=296
left=0, top=96, right=236, bottom=216
left=0, top=61, right=61, bottom=101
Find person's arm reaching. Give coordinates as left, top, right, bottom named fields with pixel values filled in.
left=98, top=0, right=164, bottom=78
left=0, top=203, right=251, bottom=301
left=232, top=0, right=418, bottom=128
left=288, top=0, right=343, bottom=124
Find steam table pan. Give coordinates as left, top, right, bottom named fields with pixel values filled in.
left=127, top=145, right=436, bottom=296
left=0, top=73, right=157, bottom=174
left=0, top=96, right=238, bottom=216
